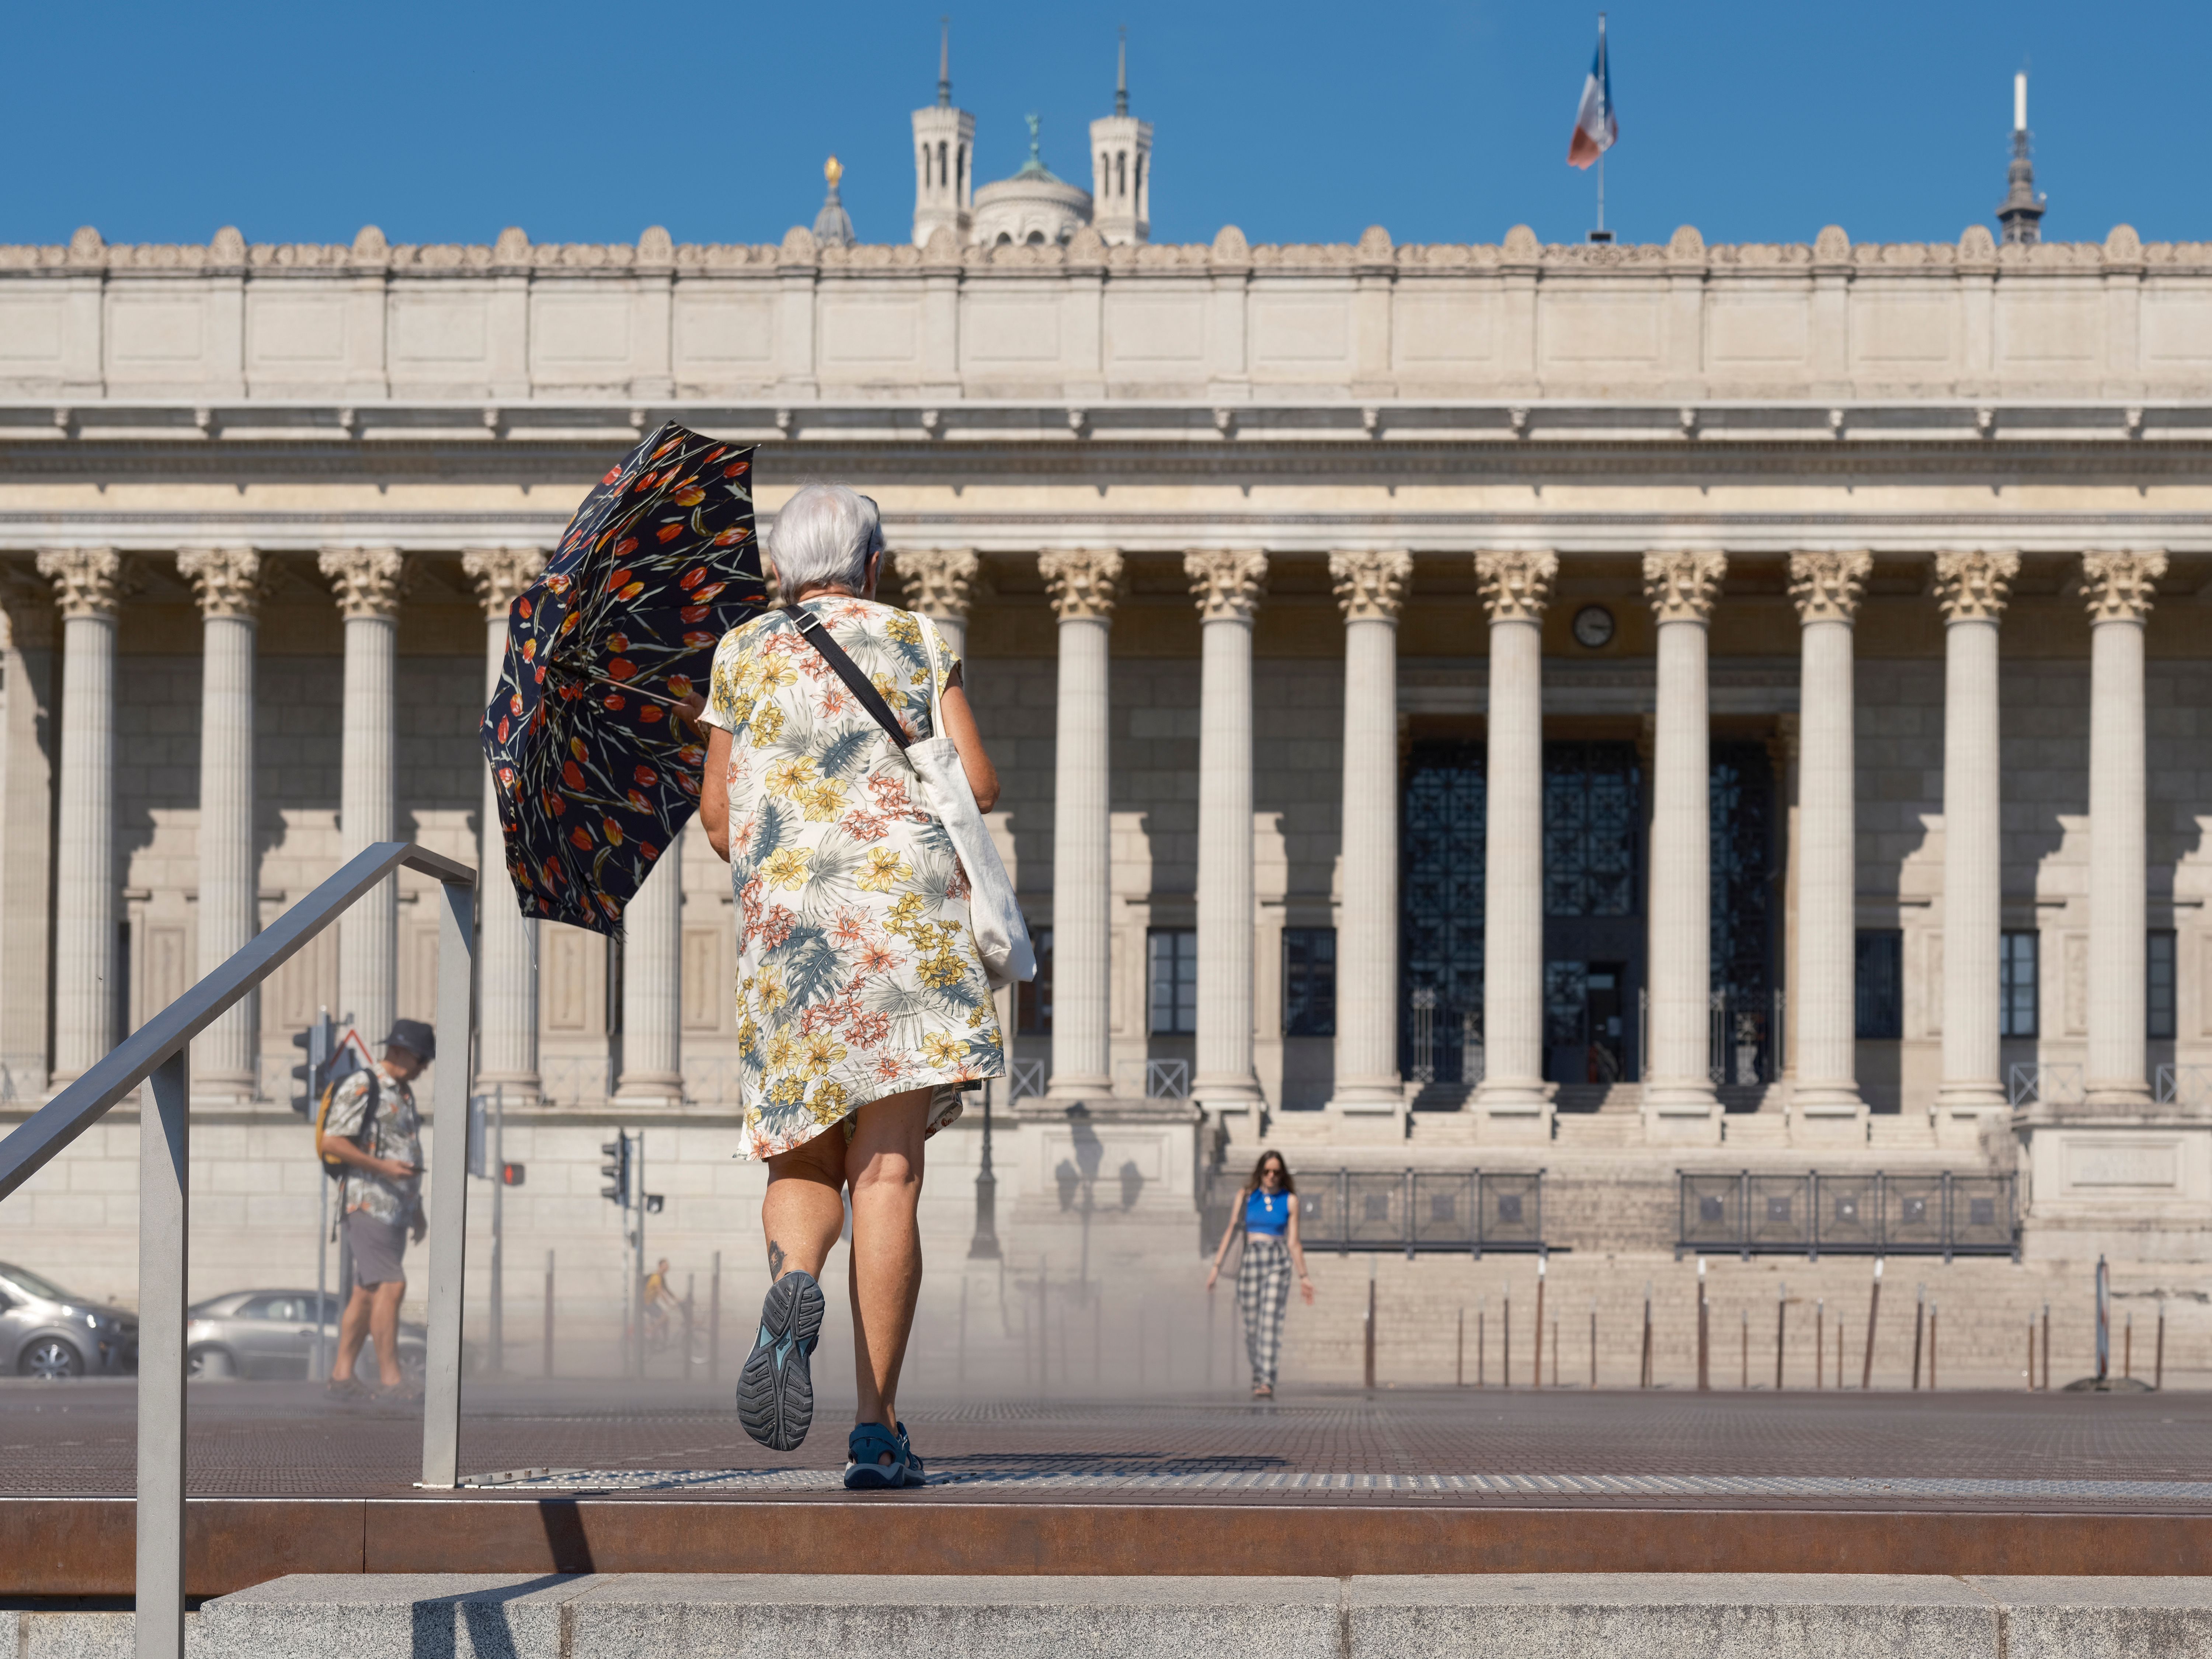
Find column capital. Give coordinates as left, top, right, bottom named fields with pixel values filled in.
left=1185, top=550, right=1268, bottom=622
left=1932, top=550, right=2020, bottom=623
left=1039, top=549, right=1124, bottom=622
left=176, top=546, right=264, bottom=620
left=35, top=547, right=124, bottom=620
left=890, top=547, right=984, bottom=620
left=1787, top=550, right=1872, bottom=624
left=1474, top=550, right=1558, bottom=623
left=1641, top=550, right=1726, bottom=623
left=460, top=546, right=548, bottom=617
left=1329, top=550, right=1412, bottom=621
left=318, top=546, right=406, bottom=620
left=2079, top=550, right=2167, bottom=623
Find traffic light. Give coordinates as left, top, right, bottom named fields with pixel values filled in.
left=599, top=1134, right=631, bottom=1207
left=289, top=1010, right=336, bottom=1116
left=500, top=1163, right=526, bottom=1187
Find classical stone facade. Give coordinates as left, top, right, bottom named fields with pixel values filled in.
left=1, top=210, right=2209, bottom=1332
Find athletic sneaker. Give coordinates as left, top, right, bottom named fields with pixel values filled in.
left=736, top=1270, right=824, bottom=1452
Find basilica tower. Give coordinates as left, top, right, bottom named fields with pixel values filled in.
left=911, top=20, right=975, bottom=247
left=1088, top=29, right=1151, bottom=245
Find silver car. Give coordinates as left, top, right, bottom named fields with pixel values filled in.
left=0, top=1262, right=139, bottom=1379
left=186, top=1289, right=427, bottom=1383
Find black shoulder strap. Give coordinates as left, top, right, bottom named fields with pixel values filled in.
left=353, top=1073, right=382, bottom=1150
left=783, top=604, right=911, bottom=752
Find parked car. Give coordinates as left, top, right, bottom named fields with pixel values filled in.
left=185, top=1289, right=427, bottom=1384
left=0, top=1262, right=138, bottom=1378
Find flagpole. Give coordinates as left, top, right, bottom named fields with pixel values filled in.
left=1595, top=12, right=1607, bottom=236
left=1596, top=150, right=1604, bottom=236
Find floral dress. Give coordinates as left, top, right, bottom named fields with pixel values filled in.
left=700, top=596, right=1005, bottom=1160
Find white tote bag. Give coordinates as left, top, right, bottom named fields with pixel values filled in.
left=907, top=616, right=1036, bottom=991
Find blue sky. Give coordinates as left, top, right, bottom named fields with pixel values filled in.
left=5, top=1, right=2202, bottom=251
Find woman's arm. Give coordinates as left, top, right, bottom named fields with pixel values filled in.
left=1204, top=1194, right=1244, bottom=1290
left=698, top=725, right=733, bottom=862
left=937, top=666, right=1001, bottom=815
left=1287, top=1195, right=1315, bottom=1304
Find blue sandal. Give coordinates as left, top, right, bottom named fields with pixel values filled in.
left=895, top=1421, right=927, bottom=1488
left=844, top=1422, right=907, bottom=1490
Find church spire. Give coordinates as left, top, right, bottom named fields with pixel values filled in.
left=1996, top=70, right=2046, bottom=246
left=912, top=17, right=974, bottom=246
left=936, top=15, right=951, bottom=108
left=1089, top=27, right=1152, bottom=245
left=1115, top=25, right=1128, bottom=118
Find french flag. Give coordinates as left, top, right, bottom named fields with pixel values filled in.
left=1567, top=18, right=1617, bottom=169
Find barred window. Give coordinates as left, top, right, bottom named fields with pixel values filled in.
left=1855, top=929, right=1904, bottom=1041
left=1147, top=928, right=1197, bottom=1036
left=2149, top=930, right=2177, bottom=1041
left=1282, top=928, right=1337, bottom=1038
left=1999, top=931, right=2038, bottom=1039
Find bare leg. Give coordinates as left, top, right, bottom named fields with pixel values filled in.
left=845, top=1087, right=932, bottom=1437
left=330, top=1283, right=374, bottom=1381
left=762, top=1129, right=848, bottom=1281
left=366, top=1280, right=408, bottom=1387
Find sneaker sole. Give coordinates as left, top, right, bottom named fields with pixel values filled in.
left=736, top=1271, right=824, bottom=1452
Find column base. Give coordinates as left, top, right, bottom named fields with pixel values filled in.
left=611, top=1071, right=685, bottom=1109
left=474, top=1073, right=543, bottom=1109
left=1790, top=1081, right=1867, bottom=1145
left=1640, top=1078, right=1721, bottom=1145
left=2084, top=1082, right=2157, bottom=1112
left=190, top=1072, right=262, bottom=1108
left=1932, top=1085, right=2011, bottom=1150
left=1471, top=1078, right=1556, bottom=1144
left=1326, top=1075, right=1407, bottom=1116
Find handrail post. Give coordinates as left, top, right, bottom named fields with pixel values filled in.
left=136, top=1048, right=190, bottom=1659
left=420, top=873, right=477, bottom=1487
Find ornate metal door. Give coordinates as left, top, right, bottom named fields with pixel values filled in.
left=1399, top=742, right=1484, bottom=1085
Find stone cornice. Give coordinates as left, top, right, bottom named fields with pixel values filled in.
left=460, top=546, right=547, bottom=616
left=1642, top=550, right=1728, bottom=623
left=1474, top=550, right=1558, bottom=624
left=35, top=546, right=123, bottom=619
left=890, top=548, right=984, bottom=620
left=1786, top=550, right=1872, bottom=624
left=2079, top=550, right=2168, bottom=623
left=1932, top=551, right=2021, bottom=623
left=1328, top=550, right=1412, bottom=622
left=1185, top=550, right=1268, bottom=623
left=175, top=545, right=264, bottom=620
left=317, top=545, right=406, bottom=619
left=1039, top=550, right=1123, bottom=622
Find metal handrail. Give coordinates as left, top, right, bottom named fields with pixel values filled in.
left=0, top=840, right=475, bottom=1659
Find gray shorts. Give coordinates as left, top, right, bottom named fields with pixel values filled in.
left=345, top=1211, right=409, bottom=1289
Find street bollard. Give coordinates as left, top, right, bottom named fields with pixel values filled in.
left=1861, top=1259, right=1883, bottom=1390
left=1929, top=1301, right=1938, bottom=1389
left=1740, top=1306, right=1748, bottom=1390
left=1589, top=1296, right=1597, bottom=1389
left=683, top=1275, right=695, bottom=1378
left=1912, top=1283, right=1924, bottom=1391
left=1815, top=1296, right=1823, bottom=1390
left=2125, top=1310, right=2133, bottom=1380
left=543, top=1250, right=555, bottom=1380
left=1695, top=1259, right=1709, bottom=1392
left=1363, top=1272, right=1377, bottom=1390
left=2155, top=1300, right=2166, bottom=1390
left=958, top=1276, right=968, bottom=1386
left=1478, top=1297, right=1487, bottom=1388
left=1456, top=1306, right=1465, bottom=1387
left=1532, top=1256, right=1546, bottom=1389
left=709, top=1251, right=721, bottom=1386
left=1503, top=1284, right=1512, bottom=1389
left=1639, top=1281, right=1653, bottom=1388
left=1551, top=1318, right=1559, bottom=1387
left=2026, top=1317, right=2036, bottom=1390
left=2041, top=1302, right=2051, bottom=1391
left=1776, top=1280, right=1787, bottom=1391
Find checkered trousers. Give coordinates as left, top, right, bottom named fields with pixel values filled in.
left=1236, top=1234, right=1293, bottom=1389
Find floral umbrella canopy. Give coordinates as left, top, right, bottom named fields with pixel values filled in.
left=481, top=422, right=765, bottom=934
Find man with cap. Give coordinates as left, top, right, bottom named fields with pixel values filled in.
left=319, top=1018, right=434, bottom=1397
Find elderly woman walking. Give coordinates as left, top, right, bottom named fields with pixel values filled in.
left=697, top=482, right=1005, bottom=1489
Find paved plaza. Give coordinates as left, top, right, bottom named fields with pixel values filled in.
left=4, top=1380, right=2206, bottom=1512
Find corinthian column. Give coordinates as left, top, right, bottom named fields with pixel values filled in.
left=318, top=547, right=403, bottom=1049
left=36, top=548, right=123, bottom=1085
left=1040, top=551, right=1122, bottom=1105
left=178, top=547, right=263, bottom=1101
left=1934, top=551, right=2019, bottom=1118
left=463, top=546, right=546, bottom=1102
left=1326, top=551, right=1412, bottom=1115
left=1641, top=551, right=1727, bottom=1137
left=891, top=548, right=982, bottom=661
left=1787, top=551, right=1871, bottom=1128
left=1186, top=551, right=1269, bottom=1118
left=615, top=828, right=685, bottom=1106
left=2081, top=551, right=2167, bottom=1109
left=1474, top=551, right=1558, bottom=1135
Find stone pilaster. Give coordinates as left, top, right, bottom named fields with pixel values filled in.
left=1186, top=551, right=1268, bottom=1118
left=2080, top=550, right=2166, bottom=1108
left=1787, top=551, right=1871, bottom=1136
left=0, top=574, right=56, bottom=1091
left=462, top=546, right=546, bottom=1103
left=1640, top=550, right=1726, bottom=1139
left=36, top=548, right=123, bottom=1085
left=1039, top=551, right=1122, bottom=1105
left=890, top=548, right=982, bottom=660
left=614, top=828, right=685, bottom=1107
left=1473, top=550, right=1558, bottom=1140
left=177, top=547, right=263, bottom=1101
left=1933, top=551, right=2019, bottom=1126
left=318, top=547, right=404, bottom=1049
left=1325, top=551, right=1412, bottom=1118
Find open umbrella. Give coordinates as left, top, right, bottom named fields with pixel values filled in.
left=481, top=421, right=766, bottom=934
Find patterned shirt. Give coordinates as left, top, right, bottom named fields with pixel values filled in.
left=322, top=1065, right=422, bottom=1226
left=700, top=596, right=1004, bottom=1159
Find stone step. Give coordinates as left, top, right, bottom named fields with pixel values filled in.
left=1553, top=1113, right=1640, bottom=1147
left=32, top=1572, right=2208, bottom=1659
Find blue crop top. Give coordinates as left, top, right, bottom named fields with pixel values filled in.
left=1244, top=1188, right=1290, bottom=1237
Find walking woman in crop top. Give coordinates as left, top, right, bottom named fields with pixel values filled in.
left=1205, top=1150, right=1313, bottom=1399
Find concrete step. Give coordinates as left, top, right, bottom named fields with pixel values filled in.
left=1722, top=1113, right=1791, bottom=1147
left=1554, top=1113, right=1640, bottom=1147
left=27, top=1573, right=2211, bottom=1659
left=1870, top=1113, right=1939, bottom=1149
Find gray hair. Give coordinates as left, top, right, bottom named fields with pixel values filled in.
left=768, top=483, right=884, bottom=605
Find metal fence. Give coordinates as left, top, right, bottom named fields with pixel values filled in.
left=1676, top=1169, right=2017, bottom=1261
left=2008, top=1062, right=2084, bottom=1107
left=1203, top=1167, right=1545, bottom=1259
left=0, top=841, right=476, bottom=1659
left=2157, top=1064, right=2210, bottom=1108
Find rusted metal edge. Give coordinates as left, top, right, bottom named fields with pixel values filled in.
left=5, top=1497, right=2205, bottom=1596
